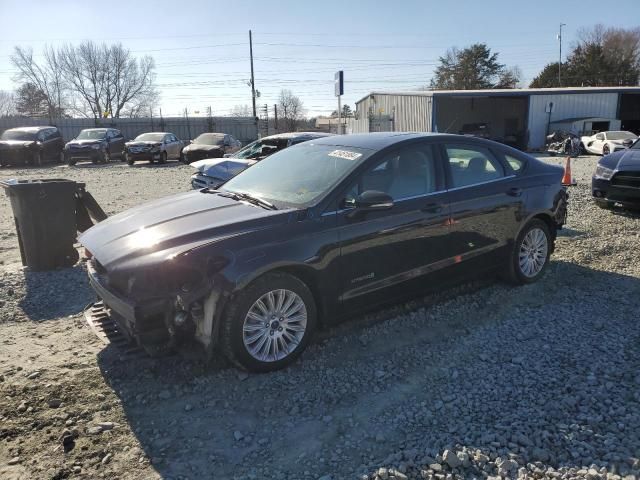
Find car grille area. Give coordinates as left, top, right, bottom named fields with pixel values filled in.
left=611, top=171, right=640, bottom=189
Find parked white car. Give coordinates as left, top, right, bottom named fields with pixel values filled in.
left=580, top=131, right=638, bottom=156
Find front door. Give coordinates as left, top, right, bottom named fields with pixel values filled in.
left=335, top=141, right=451, bottom=313
left=441, top=142, right=524, bottom=267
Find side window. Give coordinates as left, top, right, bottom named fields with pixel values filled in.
left=445, top=145, right=505, bottom=188
left=37, top=130, right=47, bottom=141
left=596, top=133, right=604, bottom=141
left=345, top=144, right=439, bottom=204
left=504, top=154, right=525, bottom=173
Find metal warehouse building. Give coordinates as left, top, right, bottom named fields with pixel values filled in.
left=348, top=87, right=640, bottom=151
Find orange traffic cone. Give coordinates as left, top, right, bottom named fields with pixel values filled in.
left=561, top=156, right=577, bottom=186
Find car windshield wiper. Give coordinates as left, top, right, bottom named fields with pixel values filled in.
left=218, top=191, right=277, bottom=210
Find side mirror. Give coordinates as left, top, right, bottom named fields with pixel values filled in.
left=351, top=190, right=394, bottom=213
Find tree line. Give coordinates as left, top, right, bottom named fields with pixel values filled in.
left=3, top=41, right=157, bottom=119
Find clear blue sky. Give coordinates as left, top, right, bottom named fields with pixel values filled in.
left=0, top=0, right=638, bottom=117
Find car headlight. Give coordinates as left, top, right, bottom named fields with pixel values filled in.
left=91, top=144, right=101, bottom=150
left=595, top=164, right=614, bottom=180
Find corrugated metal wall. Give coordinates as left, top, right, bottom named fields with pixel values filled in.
left=0, top=116, right=259, bottom=144
left=352, top=94, right=433, bottom=133
left=527, top=93, right=619, bottom=149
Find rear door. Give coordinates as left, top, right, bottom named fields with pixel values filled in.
left=334, top=141, right=452, bottom=313
left=440, top=141, right=524, bottom=266
left=110, top=130, right=125, bottom=156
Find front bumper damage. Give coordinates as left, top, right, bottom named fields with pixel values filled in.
left=85, top=259, right=227, bottom=357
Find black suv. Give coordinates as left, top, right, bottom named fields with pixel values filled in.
left=64, top=128, right=126, bottom=165
left=0, top=126, right=64, bottom=166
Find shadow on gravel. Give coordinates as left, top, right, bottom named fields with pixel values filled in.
left=19, top=263, right=94, bottom=321
left=94, top=262, right=640, bottom=479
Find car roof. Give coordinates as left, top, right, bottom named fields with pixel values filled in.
left=7, top=126, right=55, bottom=132
left=306, top=132, right=449, bottom=150
left=262, top=132, right=334, bottom=140
left=81, top=128, right=110, bottom=132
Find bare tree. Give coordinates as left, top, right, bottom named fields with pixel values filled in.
left=277, top=89, right=305, bottom=132
left=0, top=90, right=16, bottom=117
left=11, top=46, right=67, bottom=119
left=12, top=41, right=157, bottom=119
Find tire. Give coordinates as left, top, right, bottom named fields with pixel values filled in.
left=580, top=143, right=587, bottom=155
left=126, top=155, right=135, bottom=166
left=221, top=272, right=317, bottom=372
left=504, top=219, right=552, bottom=285
left=103, top=150, right=111, bottom=163
left=179, top=151, right=186, bottom=163
left=67, top=156, right=76, bottom=166
left=34, top=151, right=43, bottom=167
left=602, top=144, right=610, bottom=156
left=57, top=151, right=64, bottom=164
left=159, top=151, right=167, bottom=164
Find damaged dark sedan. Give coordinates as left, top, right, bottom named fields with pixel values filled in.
left=81, top=133, right=568, bottom=372
left=181, top=133, right=242, bottom=163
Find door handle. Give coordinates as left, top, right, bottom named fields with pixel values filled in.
left=507, top=187, right=523, bottom=197
left=422, top=202, right=444, bottom=213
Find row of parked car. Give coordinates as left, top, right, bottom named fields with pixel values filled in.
left=0, top=125, right=249, bottom=167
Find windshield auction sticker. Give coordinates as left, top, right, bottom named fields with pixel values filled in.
left=328, top=150, right=362, bottom=161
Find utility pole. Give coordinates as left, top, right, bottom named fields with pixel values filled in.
left=558, top=23, right=566, bottom=87
left=184, top=107, right=191, bottom=140
left=273, top=104, right=278, bottom=133
left=249, top=30, right=257, bottom=119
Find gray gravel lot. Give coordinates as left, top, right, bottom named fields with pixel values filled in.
left=0, top=155, right=639, bottom=480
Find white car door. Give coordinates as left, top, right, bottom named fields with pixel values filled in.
left=593, top=133, right=606, bottom=154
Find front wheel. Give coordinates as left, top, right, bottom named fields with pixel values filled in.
left=126, top=154, right=135, bottom=166
left=602, top=144, right=610, bottom=156
left=159, top=151, right=167, bottom=164
left=504, top=219, right=551, bottom=285
left=33, top=151, right=43, bottom=166
left=221, top=272, right=317, bottom=372
left=103, top=150, right=111, bottom=163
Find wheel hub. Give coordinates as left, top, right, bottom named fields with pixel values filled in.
left=242, top=289, right=308, bottom=362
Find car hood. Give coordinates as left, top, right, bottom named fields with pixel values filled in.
left=185, top=143, right=222, bottom=151
left=191, top=158, right=256, bottom=180
left=79, top=190, right=290, bottom=270
left=126, top=141, right=161, bottom=147
left=616, top=148, right=640, bottom=170
left=67, top=139, right=104, bottom=146
left=0, top=140, right=36, bottom=149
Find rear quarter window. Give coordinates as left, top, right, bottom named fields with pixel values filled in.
left=503, top=153, right=527, bottom=173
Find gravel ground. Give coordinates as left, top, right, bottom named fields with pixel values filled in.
left=0, top=155, right=639, bottom=480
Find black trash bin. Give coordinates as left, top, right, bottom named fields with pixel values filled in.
left=1, top=179, right=83, bottom=271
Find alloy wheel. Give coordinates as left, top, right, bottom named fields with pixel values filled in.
left=242, top=289, right=307, bottom=362
left=518, top=227, right=548, bottom=278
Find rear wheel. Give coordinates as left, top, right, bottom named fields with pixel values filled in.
left=221, top=272, right=317, bottom=372
left=504, top=219, right=551, bottom=285
left=602, top=144, right=610, bottom=155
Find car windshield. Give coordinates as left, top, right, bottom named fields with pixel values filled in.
left=222, top=143, right=373, bottom=208
left=77, top=130, right=107, bottom=140
left=194, top=133, right=224, bottom=145
left=607, top=131, right=637, bottom=140
left=0, top=130, right=37, bottom=141
left=631, top=139, right=640, bottom=150
left=233, top=138, right=288, bottom=159
left=135, top=133, right=165, bottom=142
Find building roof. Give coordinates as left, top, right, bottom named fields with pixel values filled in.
left=356, top=86, right=640, bottom=105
